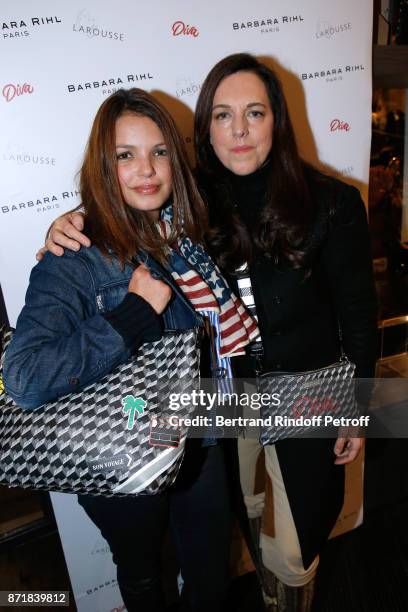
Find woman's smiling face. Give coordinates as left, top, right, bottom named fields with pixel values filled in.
left=115, top=113, right=173, bottom=220
left=209, top=70, right=274, bottom=176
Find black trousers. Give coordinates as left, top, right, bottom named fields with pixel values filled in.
left=78, top=440, right=232, bottom=611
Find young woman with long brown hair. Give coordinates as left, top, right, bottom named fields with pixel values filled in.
left=4, top=87, right=260, bottom=612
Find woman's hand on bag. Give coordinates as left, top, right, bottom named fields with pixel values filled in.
left=333, top=432, right=364, bottom=465
left=36, top=212, right=90, bottom=261
left=128, top=265, right=172, bottom=314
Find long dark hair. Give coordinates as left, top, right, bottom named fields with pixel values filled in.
left=80, top=88, right=207, bottom=265
left=194, top=53, right=315, bottom=272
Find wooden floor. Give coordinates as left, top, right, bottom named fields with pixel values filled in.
left=0, top=528, right=76, bottom=611
left=1, top=498, right=408, bottom=611
left=0, top=488, right=45, bottom=538
left=234, top=499, right=408, bottom=612
left=1, top=438, right=408, bottom=611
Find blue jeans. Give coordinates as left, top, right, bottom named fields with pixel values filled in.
left=78, top=440, right=232, bottom=611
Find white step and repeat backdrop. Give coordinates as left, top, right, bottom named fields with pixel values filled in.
left=1, top=1, right=372, bottom=610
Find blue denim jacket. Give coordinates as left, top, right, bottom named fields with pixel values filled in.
left=4, top=246, right=202, bottom=410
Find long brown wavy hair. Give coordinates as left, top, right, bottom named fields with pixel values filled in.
left=80, top=88, right=207, bottom=265
left=194, top=53, right=316, bottom=272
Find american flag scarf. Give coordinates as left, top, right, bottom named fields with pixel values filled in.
left=157, top=212, right=259, bottom=359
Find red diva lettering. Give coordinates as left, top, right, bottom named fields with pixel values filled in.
left=2, top=83, right=34, bottom=102
left=172, top=20, right=199, bottom=37
left=330, top=118, right=350, bottom=132
left=292, top=395, right=337, bottom=418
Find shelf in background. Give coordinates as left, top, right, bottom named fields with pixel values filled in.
left=373, top=45, right=408, bottom=88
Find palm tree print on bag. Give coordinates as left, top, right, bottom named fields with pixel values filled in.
left=122, top=395, right=146, bottom=430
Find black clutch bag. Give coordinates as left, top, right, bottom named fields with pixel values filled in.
left=258, top=358, right=357, bottom=445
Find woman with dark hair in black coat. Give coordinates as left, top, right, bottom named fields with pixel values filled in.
left=193, top=53, right=377, bottom=611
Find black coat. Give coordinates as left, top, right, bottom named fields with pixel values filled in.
left=230, top=174, right=378, bottom=568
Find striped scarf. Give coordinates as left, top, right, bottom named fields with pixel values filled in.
left=157, top=216, right=259, bottom=359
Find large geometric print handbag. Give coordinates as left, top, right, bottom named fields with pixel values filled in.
left=0, top=325, right=200, bottom=497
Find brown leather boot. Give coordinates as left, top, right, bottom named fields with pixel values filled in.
left=276, top=577, right=315, bottom=612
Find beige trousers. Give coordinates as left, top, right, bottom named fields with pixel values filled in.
left=238, top=436, right=319, bottom=587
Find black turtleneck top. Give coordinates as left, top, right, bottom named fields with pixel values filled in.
left=226, top=160, right=271, bottom=230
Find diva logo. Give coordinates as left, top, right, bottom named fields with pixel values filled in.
left=2, top=82, right=34, bottom=102
left=172, top=20, right=199, bottom=37
left=330, top=119, right=351, bottom=132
